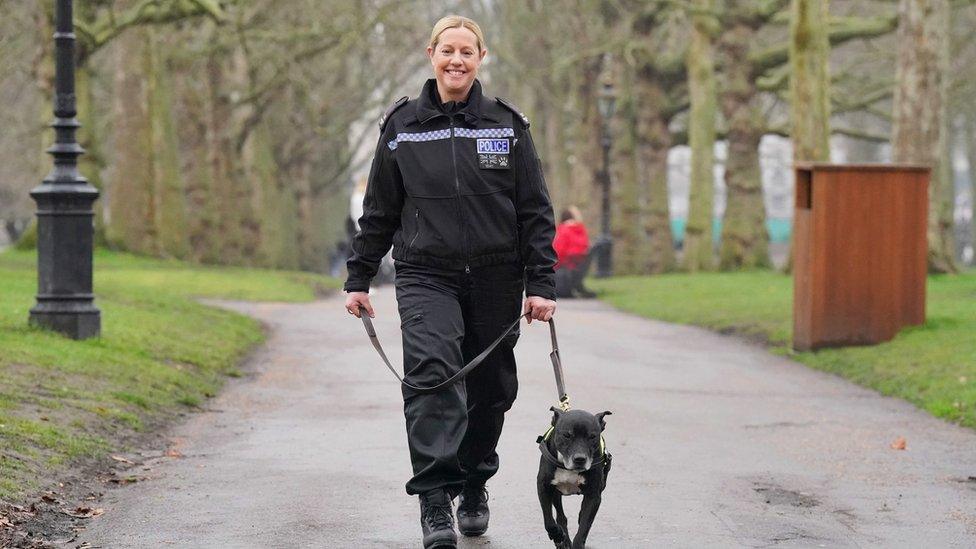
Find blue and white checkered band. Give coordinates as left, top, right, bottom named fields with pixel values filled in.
left=387, top=127, right=515, bottom=151
left=455, top=127, right=515, bottom=139
left=387, top=129, right=452, bottom=151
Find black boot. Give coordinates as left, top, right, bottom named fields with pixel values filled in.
left=456, top=484, right=489, bottom=537
left=419, top=489, right=457, bottom=548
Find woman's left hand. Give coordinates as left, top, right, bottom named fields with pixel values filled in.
left=523, top=296, right=556, bottom=324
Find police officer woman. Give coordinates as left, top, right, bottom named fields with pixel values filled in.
left=344, top=15, right=557, bottom=548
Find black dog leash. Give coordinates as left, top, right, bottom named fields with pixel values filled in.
left=358, top=306, right=571, bottom=407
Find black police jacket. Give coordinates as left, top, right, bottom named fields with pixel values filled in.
left=344, top=79, right=557, bottom=299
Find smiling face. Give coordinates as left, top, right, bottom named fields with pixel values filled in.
left=426, top=26, right=486, bottom=103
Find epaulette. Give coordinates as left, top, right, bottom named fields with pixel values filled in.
left=379, top=96, right=409, bottom=131
left=496, top=97, right=529, bottom=128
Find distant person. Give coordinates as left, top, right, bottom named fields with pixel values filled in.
left=553, top=206, right=596, bottom=298
left=343, top=14, right=557, bottom=548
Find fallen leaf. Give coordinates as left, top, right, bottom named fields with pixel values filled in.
left=40, top=492, right=58, bottom=503
left=63, top=505, right=104, bottom=518
left=110, top=455, right=135, bottom=465
left=165, top=448, right=184, bottom=458
left=62, top=506, right=96, bottom=518
left=890, top=436, right=907, bottom=450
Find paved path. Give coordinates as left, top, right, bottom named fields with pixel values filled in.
left=77, top=288, right=976, bottom=548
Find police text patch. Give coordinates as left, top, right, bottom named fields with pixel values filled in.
left=477, top=138, right=510, bottom=154
left=477, top=138, right=510, bottom=170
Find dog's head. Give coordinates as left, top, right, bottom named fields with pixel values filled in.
left=548, top=407, right=611, bottom=472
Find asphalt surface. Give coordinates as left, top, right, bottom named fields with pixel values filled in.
left=76, top=287, right=976, bottom=548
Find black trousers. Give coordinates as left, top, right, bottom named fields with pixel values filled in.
left=394, top=260, right=524, bottom=496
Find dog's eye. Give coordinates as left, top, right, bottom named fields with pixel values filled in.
left=561, top=432, right=572, bottom=439
left=588, top=434, right=598, bottom=440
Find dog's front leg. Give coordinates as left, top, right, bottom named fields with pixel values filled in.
left=572, top=493, right=602, bottom=549
left=553, top=494, right=569, bottom=538
left=539, top=478, right=570, bottom=548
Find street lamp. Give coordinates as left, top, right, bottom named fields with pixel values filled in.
left=29, top=0, right=101, bottom=339
left=594, top=79, right=616, bottom=278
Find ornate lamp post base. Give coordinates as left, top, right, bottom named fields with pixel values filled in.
left=29, top=184, right=101, bottom=339
left=29, top=308, right=101, bottom=340
left=594, top=235, right=614, bottom=279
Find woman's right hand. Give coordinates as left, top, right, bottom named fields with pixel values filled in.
left=345, top=291, right=374, bottom=318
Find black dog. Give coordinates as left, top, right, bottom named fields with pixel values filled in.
left=537, top=407, right=611, bottom=548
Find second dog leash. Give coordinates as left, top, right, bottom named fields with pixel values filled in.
left=358, top=306, right=570, bottom=408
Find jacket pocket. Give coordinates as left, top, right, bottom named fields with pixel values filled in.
left=463, top=191, right=518, bottom=256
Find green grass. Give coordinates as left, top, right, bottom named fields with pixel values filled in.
left=591, top=270, right=976, bottom=428
left=0, top=249, right=339, bottom=501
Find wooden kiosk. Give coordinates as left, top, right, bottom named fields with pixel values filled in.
left=792, top=164, right=929, bottom=351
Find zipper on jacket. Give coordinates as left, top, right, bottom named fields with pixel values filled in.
left=449, top=117, right=470, bottom=272
left=409, top=209, right=421, bottom=250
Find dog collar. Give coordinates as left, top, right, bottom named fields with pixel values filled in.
left=536, top=425, right=608, bottom=468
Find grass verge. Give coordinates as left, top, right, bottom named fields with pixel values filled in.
left=591, top=270, right=976, bottom=428
left=0, top=249, right=339, bottom=501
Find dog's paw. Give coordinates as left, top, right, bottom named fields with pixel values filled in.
left=547, top=525, right=569, bottom=545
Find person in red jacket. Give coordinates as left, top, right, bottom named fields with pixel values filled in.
left=553, top=206, right=588, bottom=268
left=553, top=206, right=597, bottom=297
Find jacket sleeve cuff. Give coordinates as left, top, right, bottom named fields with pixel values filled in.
left=343, top=280, right=370, bottom=293
left=525, top=282, right=556, bottom=301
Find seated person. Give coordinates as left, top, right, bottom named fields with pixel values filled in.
left=553, top=206, right=597, bottom=298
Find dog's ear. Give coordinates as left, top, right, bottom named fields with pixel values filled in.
left=549, top=406, right=563, bottom=426
left=596, top=411, right=612, bottom=431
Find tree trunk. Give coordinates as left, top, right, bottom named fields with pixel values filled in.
left=75, top=64, right=107, bottom=244
left=174, top=55, right=218, bottom=264
left=682, top=0, right=718, bottom=272
left=784, top=0, right=831, bottom=273
left=718, top=20, right=771, bottom=270
left=612, top=63, right=643, bottom=275
left=966, top=113, right=976, bottom=264
left=242, top=120, right=300, bottom=269
left=199, top=47, right=261, bottom=266
left=789, top=0, right=831, bottom=162
left=145, top=28, right=189, bottom=258
left=107, top=27, right=156, bottom=253
left=574, top=58, right=605, bottom=224
left=891, top=0, right=956, bottom=273
left=635, top=69, right=676, bottom=274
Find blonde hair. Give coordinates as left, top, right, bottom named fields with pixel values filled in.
left=428, top=15, right=486, bottom=52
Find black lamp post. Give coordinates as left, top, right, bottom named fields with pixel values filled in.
left=594, top=80, right=616, bottom=278
left=29, top=0, right=101, bottom=339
